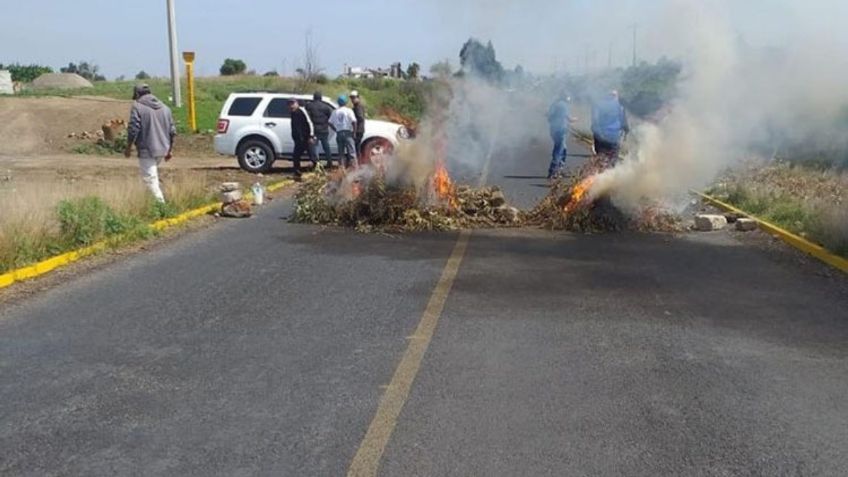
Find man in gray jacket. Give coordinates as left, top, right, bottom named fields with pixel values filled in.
left=124, top=84, right=176, bottom=202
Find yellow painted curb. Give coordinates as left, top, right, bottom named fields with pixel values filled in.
left=0, top=178, right=295, bottom=291
left=696, top=191, right=848, bottom=274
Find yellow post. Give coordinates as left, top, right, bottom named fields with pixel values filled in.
left=182, top=51, right=197, bottom=132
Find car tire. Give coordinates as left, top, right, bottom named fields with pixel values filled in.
left=237, top=139, right=275, bottom=173
left=360, top=137, right=394, bottom=166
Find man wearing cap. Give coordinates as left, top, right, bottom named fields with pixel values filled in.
left=350, top=90, right=366, bottom=158
left=547, top=92, right=577, bottom=179
left=329, top=95, right=358, bottom=168
left=288, top=98, right=316, bottom=179
left=305, top=91, right=335, bottom=168
left=124, top=84, right=176, bottom=202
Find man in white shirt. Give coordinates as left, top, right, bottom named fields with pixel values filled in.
left=329, top=95, right=358, bottom=168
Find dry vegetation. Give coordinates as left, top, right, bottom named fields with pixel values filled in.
left=708, top=160, right=848, bottom=257
left=0, top=172, right=214, bottom=273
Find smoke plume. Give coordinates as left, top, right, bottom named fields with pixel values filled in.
left=591, top=0, right=848, bottom=210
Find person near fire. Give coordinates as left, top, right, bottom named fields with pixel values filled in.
left=591, top=90, right=630, bottom=159
left=124, top=84, right=176, bottom=203
left=288, top=98, right=315, bottom=179
left=329, top=95, right=358, bottom=168
left=305, top=91, right=334, bottom=168
left=350, top=90, right=366, bottom=158
left=547, top=92, right=577, bottom=179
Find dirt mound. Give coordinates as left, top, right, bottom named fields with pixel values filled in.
left=30, top=73, right=93, bottom=90
left=0, top=96, right=130, bottom=155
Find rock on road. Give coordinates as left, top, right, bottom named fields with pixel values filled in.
left=1, top=135, right=848, bottom=476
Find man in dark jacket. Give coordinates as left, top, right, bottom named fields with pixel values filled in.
left=305, top=91, right=335, bottom=167
left=351, top=90, right=366, bottom=158
left=288, top=99, right=315, bottom=179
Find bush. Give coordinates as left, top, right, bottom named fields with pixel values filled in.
left=220, top=58, right=247, bottom=76
left=60, top=61, right=102, bottom=82
left=620, top=58, right=681, bottom=117
left=136, top=70, right=151, bottom=80
left=0, top=63, right=53, bottom=83
left=56, top=197, right=147, bottom=246
left=71, top=131, right=128, bottom=156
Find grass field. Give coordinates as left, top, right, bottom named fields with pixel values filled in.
left=708, top=161, right=848, bottom=258
left=0, top=172, right=217, bottom=274
left=18, top=75, right=433, bottom=134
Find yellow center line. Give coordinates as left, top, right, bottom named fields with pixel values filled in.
left=348, top=123, right=497, bottom=476
left=347, top=229, right=472, bottom=477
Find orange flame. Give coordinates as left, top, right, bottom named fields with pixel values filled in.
left=432, top=160, right=458, bottom=208
left=564, top=175, right=597, bottom=213
left=351, top=180, right=362, bottom=199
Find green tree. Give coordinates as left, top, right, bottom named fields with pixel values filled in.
left=0, top=63, right=53, bottom=83
left=406, top=62, right=421, bottom=80
left=619, top=57, right=681, bottom=117
left=219, top=58, right=247, bottom=76
left=459, top=38, right=504, bottom=82
left=429, top=60, right=453, bottom=78
left=135, top=70, right=151, bottom=80
left=61, top=61, right=101, bottom=81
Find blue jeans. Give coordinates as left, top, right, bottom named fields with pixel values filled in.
left=315, top=133, right=332, bottom=166
left=336, top=130, right=358, bottom=168
left=548, top=129, right=567, bottom=178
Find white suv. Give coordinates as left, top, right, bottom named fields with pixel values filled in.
left=214, top=93, right=412, bottom=173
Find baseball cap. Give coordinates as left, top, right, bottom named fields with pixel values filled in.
left=133, top=83, right=151, bottom=99
left=350, top=90, right=360, bottom=98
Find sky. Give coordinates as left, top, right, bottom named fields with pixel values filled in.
left=1, top=0, right=846, bottom=79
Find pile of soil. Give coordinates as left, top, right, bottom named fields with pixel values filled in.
left=0, top=97, right=130, bottom=155
left=30, top=73, right=93, bottom=90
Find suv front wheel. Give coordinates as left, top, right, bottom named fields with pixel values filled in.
left=237, top=139, right=275, bottom=173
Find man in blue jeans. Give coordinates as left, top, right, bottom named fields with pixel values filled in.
left=547, top=93, right=577, bottom=179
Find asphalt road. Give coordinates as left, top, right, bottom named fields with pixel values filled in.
left=2, top=135, right=848, bottom=476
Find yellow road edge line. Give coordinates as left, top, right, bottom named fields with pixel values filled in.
left=695, top=191, right=848, bottom=274
left=347, top=230, right=472, bottom=477
left=0, top=178, right=295, bottom=291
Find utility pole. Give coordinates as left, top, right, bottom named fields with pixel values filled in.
left=631, top=23, right=638, bottom=67
left=166, top=0, right=182, bottom=107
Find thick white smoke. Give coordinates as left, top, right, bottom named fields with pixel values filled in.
left=591, top=0, right=848, bottom=210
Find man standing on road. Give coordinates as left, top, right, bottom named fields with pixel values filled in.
left=305, top=91, right=334, bottom=168
left=288, top=99, right=315, bottom=179
left=124, top=84, right=176, bottom=203
left=547, top=93, right=577, bottom=179
left=591, top=90, right=629, bottom=159
left=350, top=90, right=366, bottom=159
left=329, top=95, right=358, bottom=169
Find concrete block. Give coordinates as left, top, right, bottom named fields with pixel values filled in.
left=219, top=190, right=242, bottom=204
left=220, top=182, right=241, bottom=192
left=694, top=214, right=728, bottom=231
left=736, top=218, right=758, bottom=231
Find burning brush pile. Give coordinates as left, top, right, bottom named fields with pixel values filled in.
left=528, top=156, right=683, bottom=233
left=291, top=161, right=523, bottom=233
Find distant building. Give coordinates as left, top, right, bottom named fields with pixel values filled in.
left=342, top=62, right=404, bottom=79
left=0, top=71, right=13, bottom=95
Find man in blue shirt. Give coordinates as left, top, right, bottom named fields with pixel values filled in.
left=591, top=90, right=630, bottom=158
left=547, top=93, right=577, bottom=179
